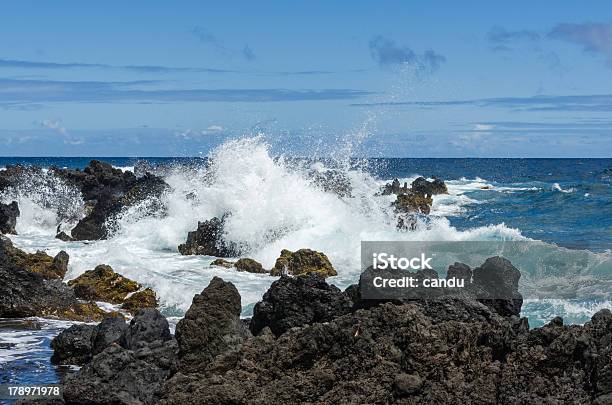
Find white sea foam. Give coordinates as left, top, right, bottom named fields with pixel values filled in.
left=552, top=182, right=576, bottom=193
left=4, top=137, right=610, bottom=316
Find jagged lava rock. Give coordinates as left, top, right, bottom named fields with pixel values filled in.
left=210, top=258, right=234, bottom=268
left=121, top=288, right=158, bottom=315
left=250, top=273, right=353, bottom=336
left=0, top=201, right=19, bottom=234
left=178, top=216, right=236, bottom=257
left=270, top=248, right=337, bottom=278
left=0, top=237, right=109, bottom=321
left=51, top=324, right=97, bottom=365
left=410, top=176, right=448, bottom=196
left=63, top=309, right=177, bottom=405
left=392, top=191, right=433, bottom=215
left=174, top=277, right=250, bottom=373
left=68, top=264, right=140, bottom=304
left=234, top=257, right=266, bottom=274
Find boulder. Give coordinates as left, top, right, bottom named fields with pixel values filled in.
left=178, top=216, right=236, bottom=257
left=55, top=231, right=74, bottom=242
left=380, top=178, right=409, bottom=195
left=63, top=338, right=177, bottom=405
left=309, top=168, right=352, bottom=197
left=51, top=324, right=97, bottom=365
left=0, top=201, right=19, bottom=234
left=1, top=238, right=69, bottom=280
left=53, top=160, right=170, bottom=241
left=270, top=248, right=337, bottom=278
left=210, top=258, right=234, bottom=268
left=121, top=288, right=158, bottom=315
left=472, top=256, right=523, bottom=317
left=174, top=277, right=250, bottom=373
left=0, top=237, right=109, bottom=321
left=68, top=264, right=140, bottom=304
left=250, top=273, right=353, bottom=336
left=392, top=191, right=433, bottom=214
left=120, top=308, right=173, bottom=350
left=234, top=258, right=266, bottom=274
left=410, top=176, right=448, bottom=196
left=92, top=316, right=129, bottom=355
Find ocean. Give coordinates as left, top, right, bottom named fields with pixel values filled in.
left=1, top=138, right=611, bottom=386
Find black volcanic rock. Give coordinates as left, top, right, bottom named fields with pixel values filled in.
left=120, top=308, right=173, bottom=350
left=51, top=324, right=97, bottom=365
left=178, top=216, right=236, bottom=257
left=250, top=273, right=353, bottom=336
left=55, top=257, right=612, bottom=405
left=63, top=339, right=178, bottom=405
left=174, top=277, right=250, bottom=373
left=0, top=236, right=108, bottom=321
left=0, top=201, right=19, bottom=234
left=92, top=316, right=129, bottom=355
left=410, top=176, right=448, bottom=196
left=51, top=160, right=170, bottom=241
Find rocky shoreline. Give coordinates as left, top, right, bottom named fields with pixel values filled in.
left=40, top=260, right=611, bottom=404
left=1, top=160, right=611, bottom=404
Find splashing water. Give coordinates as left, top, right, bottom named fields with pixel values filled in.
left=3, top=137, right=611, bottom=318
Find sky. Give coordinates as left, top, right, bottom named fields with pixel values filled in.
left=1, top=1, right=612, bottom=157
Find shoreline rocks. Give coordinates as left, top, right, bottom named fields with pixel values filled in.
left=178, top=216, right=237, bottom=257
left=270, top=248, right=337, bottom=278
left=0, top=201, right=19, bottom=234
left=53, top=256, right=612, bottom=404
left=68, top=264, right=141, bottom=304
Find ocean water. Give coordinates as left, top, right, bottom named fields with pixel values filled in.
left=1, top=138, right=611, bottom=387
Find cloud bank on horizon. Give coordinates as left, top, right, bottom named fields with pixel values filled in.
left=0, top=1, right=611, bottom=157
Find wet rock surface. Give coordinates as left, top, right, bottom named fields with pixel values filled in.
left=50, top=160, right=169, bottom=241
left=68, top=264, right=141, bottom=304
left=250, top=273, right=353, bottom=336
left=270, top=248, right=337, bottom=278
left=382, top=176, right=448, bottom=217
left=121, top=288, right=158, bottom=315
left=0, top=200, right=19, bottom=234
left=0, top=236, right=108, bottom=321
left=234, top=257, right=266, bottom=274
left=1, top=236, right=69, bottom=280
left=62, top=309, right=177, bottom=405
left=178, top=216, right=237, bottom=257
left=55, top=258, right=612, bottom=405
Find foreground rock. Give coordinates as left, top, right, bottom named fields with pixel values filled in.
left=178, top=216, right=237, bottom=257
left=58, top=258, right=612, bottom=404
left=0, top=236, right=111, bottom=321
left=68, top=264, right=141, bottom=304
left=159, top=281, right=612, bottom=405
left=63, top=309, right=177, bottom=404
left=174, top=277, right=250, bottom=373
left=270, top=248, right=337, bottom=278
left=0, top=201, right=19, bottom=234
left=250, top=273, right=352, bottom=336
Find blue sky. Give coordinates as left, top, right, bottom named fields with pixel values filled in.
left=1, top=1, right=612, bottom=157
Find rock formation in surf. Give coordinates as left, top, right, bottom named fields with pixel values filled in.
left=270, top=248, right=337, bottom=278
left=0, top=201, right=19, bottom=234
left=178, top=216, right=237, bottom=257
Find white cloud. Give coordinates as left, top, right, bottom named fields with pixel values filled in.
left=40, top=119, right=67, bottom=135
